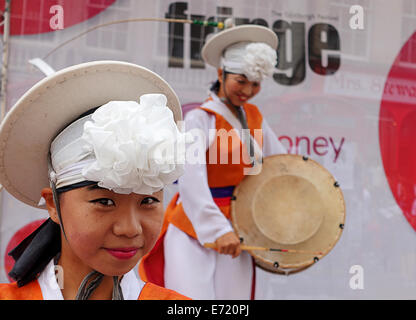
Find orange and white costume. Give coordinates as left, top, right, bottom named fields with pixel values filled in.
left=0, top=61, right=189, bottom=300
left=0, top=259, right=188, bottom=300
left=140, top=93, right=286, bottom=299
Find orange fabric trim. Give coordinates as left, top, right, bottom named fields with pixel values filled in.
left=219, top=205, right=231, bottom=220
left=0, top=278, right=190, bottom=300
left=169, top=202, right=197, bottom=239
left=244, top=103, right=264, bottom=142
left=168, top=103, right=263, bottom=237
left=138, top=193, right=197, bottom=287
left=0, top=280, right=43, bottom=300
left=201, top=103, right=263, bottom=188
left=139, top=282, right=190, bottom=300
left=139, top=193, right=182, bottom=284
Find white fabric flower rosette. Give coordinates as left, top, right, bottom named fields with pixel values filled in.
left=242, top=43, right=277, bottom=82
left=47, top=93, right=189, bottom=199
left=222, top=42, right=277, bottom=82
left=80, top=94, right=188, bottom=195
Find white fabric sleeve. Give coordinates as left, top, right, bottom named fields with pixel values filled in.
left=261, top=119, right=288, bottom=156
left=178, top=109, right=234, bottom=246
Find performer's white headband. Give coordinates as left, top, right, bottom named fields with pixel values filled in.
left=221, top=42, right=277, bottom=82
left=48, top=94, right=188, bottom=197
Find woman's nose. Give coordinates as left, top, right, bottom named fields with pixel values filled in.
left=242, top=84, right=253, bottom=96
left=113, top=206, right=142, bottom=238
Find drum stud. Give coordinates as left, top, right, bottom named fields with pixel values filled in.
left=339, top=223, right=344, bottom=229
left=313, top=257, right=319, bottom=263
left=334, top=181, right=340, bottom=187
left=231, top=195, right=237, bottom=201
left=273, top=262, right=279, bottom=268
left=302, top=155, right=308, bottom=161
left=239, top=237, right=244, bottom=243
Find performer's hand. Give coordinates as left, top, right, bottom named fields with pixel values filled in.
left=215, top=231, right=242, bottom=258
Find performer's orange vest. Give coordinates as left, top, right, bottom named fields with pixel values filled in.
left=139, top=102, right=263, bottom=287
left=0, top=280, right=189, bottom=300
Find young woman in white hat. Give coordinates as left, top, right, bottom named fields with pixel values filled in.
left=0, top=61, right=190, bottom=300
left=140, top=24, right=287, bottom=299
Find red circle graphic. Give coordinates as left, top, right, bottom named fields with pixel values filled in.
left=0, top=0, right=116, bottom=35
left=4, top=219, right=46, bottom=282
left=379, top=31, right=416, bottom=231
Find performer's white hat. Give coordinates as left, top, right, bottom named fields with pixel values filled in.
left=0, top=61, right=184, bottom=208
left=201, top=24, right=278, bottom=82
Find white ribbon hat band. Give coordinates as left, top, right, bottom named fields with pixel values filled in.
left=48, top=94, right=188, bottom=197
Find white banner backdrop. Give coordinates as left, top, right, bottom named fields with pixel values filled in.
left=0, top=0, right=416, bottom=299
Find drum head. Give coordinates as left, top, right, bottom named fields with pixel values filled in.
left=231, top=154, right=345, bottom=273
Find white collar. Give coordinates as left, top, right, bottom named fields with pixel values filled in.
left=37, top=259, right=64, bottom=300
left=37, top=259, right=145, bottom=300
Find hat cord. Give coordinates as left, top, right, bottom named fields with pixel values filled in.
left=73, top=270, right=124, bottom=300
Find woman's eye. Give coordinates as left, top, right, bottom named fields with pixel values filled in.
left=141, top=197, right=160, bottom=206
left=90, top=198, right=115, bottom=206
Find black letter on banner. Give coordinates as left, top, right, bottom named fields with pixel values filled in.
left=190, top=15, right=214, bottom=69
left=308, top=23, right=340, bottom=75
left=190, top=7, right=234, bottom=69
left=250, top=18, right=268, bottom=27
left=166, top=2, right=187, bottom=68
left=272, top=20, right=306, bottom=86
left=234, top=17, right=250, bottom=25
left=217, top=6, right=233, bottom=16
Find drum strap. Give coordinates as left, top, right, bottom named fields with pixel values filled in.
left=234, top=105, right=254, bottom=159
left=203, top=96, right=263, bottom=164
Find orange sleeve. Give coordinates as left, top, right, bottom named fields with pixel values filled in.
left=0, top=281, right=43, bottom=300
left=138, top=282, right=191, bottom=300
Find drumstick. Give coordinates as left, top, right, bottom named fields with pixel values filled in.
left=203, top=242, right=323, bottom=255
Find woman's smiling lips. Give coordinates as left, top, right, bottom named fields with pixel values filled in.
left=105, top=247, right=140, bottom=260
left=237, top=94, right=249, bottom=102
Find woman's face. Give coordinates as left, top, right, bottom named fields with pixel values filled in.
left=218, top=69, right=261, bottom=106
left=43, top=185, right=163, bottom=276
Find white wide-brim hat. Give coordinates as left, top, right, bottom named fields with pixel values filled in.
left=201, top=24, right=278, bottom=69
left=0, top=61, right=182, bottom=208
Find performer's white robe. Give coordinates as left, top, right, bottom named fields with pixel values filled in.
left=164, top=94, right=286, bottom=299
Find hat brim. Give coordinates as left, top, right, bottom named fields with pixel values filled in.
left=231, top=154, right=345, bottom=273
left=201, top=25, right=278, bottom=69
left=0, top=61, right=182, bottom=208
